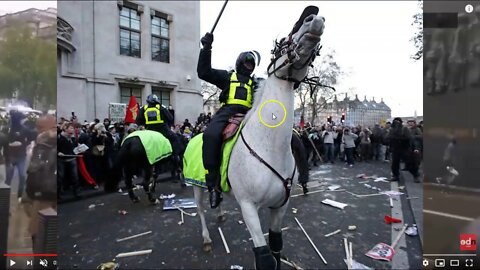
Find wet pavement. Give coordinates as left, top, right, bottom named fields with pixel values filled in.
left=58, top=161, right=422, bottom=269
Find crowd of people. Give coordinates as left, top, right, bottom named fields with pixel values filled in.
left=54, top=109, right=425, bottom=201
left=294, top=118, right=423, bottom=182
left=55, top=110, right=213, bottom=199
left=0, top=107, right=57, bottom=251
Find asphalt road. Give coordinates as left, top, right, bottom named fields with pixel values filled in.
left=57, top=161, right=422, bottom=269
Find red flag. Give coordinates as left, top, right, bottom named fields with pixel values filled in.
left=300, top=114, right=305, bottom=129
left=125, top=95, right=139, bottom=124
left=77, top=156, right=97, bottom=186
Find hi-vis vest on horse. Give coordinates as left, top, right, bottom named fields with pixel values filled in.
left=143, top=104, right=164, bottom=125
left=225, top=72, right=253, bottom=108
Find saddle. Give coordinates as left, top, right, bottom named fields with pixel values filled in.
left=222, top=113, right=245, bottom=141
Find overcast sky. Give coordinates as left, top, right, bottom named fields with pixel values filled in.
left=200, top=1, right=423, bottom=117
left=0, top=1, right=55, bottom=15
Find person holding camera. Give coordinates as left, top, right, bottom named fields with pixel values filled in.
left=342, top=127, right=358, bottom=167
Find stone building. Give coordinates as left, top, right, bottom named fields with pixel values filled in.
left=0, top=7, right=56, bottom=41
left=295, top=94, right=392, bottom=127
left=57, top=1, right=202, bottom=123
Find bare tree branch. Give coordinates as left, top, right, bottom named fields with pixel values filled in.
left=201, top=81, right=221, bottom=106
left=410, top=0, right=423, bottom=61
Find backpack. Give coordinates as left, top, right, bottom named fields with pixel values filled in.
left=26, top=140, right=57, bottom=201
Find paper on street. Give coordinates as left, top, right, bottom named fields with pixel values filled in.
left=321, top=199, right=348, bottom=209
left=328, top=185, right=341, bottom=191
left=380, top=191, right=404, bottom=197
left=365, top=243, right=394, bottom=261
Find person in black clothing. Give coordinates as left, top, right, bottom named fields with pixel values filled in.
left=196, top=113, right=205, bottom=126
left=180, top=119, right=192, bottom=133
left=136, top=94, right=183, bottom=172
left=197, top=32, right=261, bottom=208
left=57, top=123, right=81, bottom=198
left=205, top=112, right=212, bottom=124
left=334, top=127, right=343, bottom=161
left=388, top=117, right=421, bottom=183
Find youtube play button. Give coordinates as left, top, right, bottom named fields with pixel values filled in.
left=9, top=259, right=16, bottom=267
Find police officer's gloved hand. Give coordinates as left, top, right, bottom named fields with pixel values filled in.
left=201, top=32, right=213, bottom=50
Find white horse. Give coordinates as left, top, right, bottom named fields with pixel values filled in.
left=193, top=8, right=325, bottom=270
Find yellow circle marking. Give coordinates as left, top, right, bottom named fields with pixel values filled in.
left=258, top=99, right=287, bottom=128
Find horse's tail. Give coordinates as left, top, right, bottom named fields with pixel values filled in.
left=291, top=131, right=309, bottom=184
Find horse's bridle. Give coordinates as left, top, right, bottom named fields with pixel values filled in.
left=266, top=34, right=321, bottom=85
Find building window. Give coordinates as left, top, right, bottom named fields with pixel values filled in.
left=151, top=12, right=169, bottom=62
left=119, top=6, right=141, bottom=58
left=120, top=86, right=143, bottom=106
left=152, top=88, right=170, bottom=107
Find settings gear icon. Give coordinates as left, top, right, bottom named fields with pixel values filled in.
left=423, top=259, right=429, bottom=267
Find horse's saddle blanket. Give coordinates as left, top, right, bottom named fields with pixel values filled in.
left=183, top=121, right=245, bottom=193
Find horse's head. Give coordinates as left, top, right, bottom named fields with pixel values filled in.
left=268, top=9, right=325, bottom=84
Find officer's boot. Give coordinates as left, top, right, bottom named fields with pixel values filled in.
left=206, top=169, right=222, bottom=209
left=269, top=230, right=283, bottom=270
left=253, top=246, right=277, bottom=270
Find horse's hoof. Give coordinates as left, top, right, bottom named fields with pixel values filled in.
left=203, top=242, right=213, bottom=253
left=217, top=215, right=226, bottom=223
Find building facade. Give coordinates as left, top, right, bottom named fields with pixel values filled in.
left=0, top=7, right=56, bottom=41
left=295, top=94, right=392, bottom=127
left=57, top=1, right=202, bottom=123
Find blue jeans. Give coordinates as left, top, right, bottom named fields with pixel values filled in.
left=324, top=143, right=334, bottom=163
left=5, top=156, right=27, bottom=198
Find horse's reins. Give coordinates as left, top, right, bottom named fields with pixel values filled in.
left=239, top=131, right=296, bottom=209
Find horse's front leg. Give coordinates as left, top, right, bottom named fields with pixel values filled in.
left=239, top=201, right=277, bottom=270
left=193, top=186, right=213, bottom=252
left=269, top=202, right=289, bottom=270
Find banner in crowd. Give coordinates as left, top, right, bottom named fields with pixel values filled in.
left=109, top=103, right=127, bottom=123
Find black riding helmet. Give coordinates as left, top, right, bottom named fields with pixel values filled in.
left=235, top=51, right=261, bottom=76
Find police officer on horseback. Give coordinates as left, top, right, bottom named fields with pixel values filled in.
left=136, top=94, right=182, bottom=171
left=197, top=32, right=261, bottom=209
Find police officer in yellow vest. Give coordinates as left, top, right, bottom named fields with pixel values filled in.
left=136, top=94, right=183, bottom=169
left=198, top=32, right=260, bottom=208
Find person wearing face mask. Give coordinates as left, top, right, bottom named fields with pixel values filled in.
left=197, top=32, right=261, bottom=208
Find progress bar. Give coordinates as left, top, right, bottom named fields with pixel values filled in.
left=424, top=254, right=477, bottom=257
left=3, top=254, right=58, bottom=257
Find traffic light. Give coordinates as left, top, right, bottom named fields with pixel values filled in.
left=341, top=113, right=345, bottom=123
